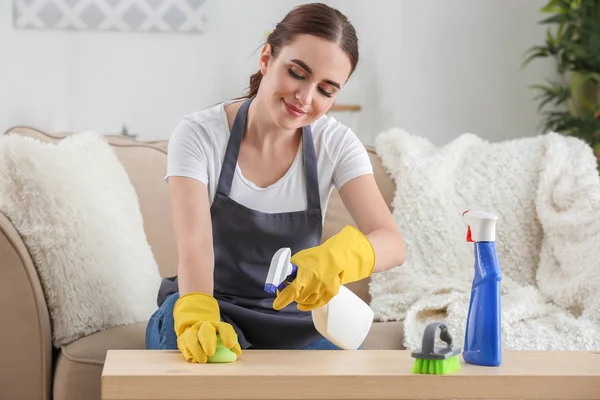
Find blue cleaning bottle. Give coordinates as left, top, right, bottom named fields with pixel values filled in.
left=462, top=210, right=502, bottom=367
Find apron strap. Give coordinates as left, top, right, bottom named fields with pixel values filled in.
left=301, top=124, right=321, bottom=211
left=216, top=97, right=251, bottom=197
left=216, top=96, right=321, bottom=211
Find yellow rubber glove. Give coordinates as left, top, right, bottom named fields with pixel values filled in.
left=173, top=292, right=242, bottom=363
left=272, top=225, right=376, bottom=311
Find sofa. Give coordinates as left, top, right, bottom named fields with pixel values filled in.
left=0, top=125, right=406, bottom=400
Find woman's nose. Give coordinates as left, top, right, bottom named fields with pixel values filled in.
left=295, top=87, right=313, bottom=106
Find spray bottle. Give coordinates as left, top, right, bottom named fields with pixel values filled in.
left=265, top=247, right=374, bottom=350
left=462, top=210, right=502, bottom=366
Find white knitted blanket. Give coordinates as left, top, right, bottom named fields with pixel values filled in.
left=370, top=128, right=600, bottom=351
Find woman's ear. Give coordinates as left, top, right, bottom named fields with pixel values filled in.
left=259, top=43, right=272, bottom=75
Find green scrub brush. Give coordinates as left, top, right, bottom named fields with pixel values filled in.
left=411, top=321, right=462, bottom=374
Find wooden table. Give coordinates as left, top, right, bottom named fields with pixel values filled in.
left=101, top=349, right=600, bottom=400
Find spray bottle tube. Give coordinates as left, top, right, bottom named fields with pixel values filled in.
left=265, top=248, right=374, bottom=350
left=462, top=210, right=502, bottom=367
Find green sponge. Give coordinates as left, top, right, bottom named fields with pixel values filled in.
left=207, top=335, right=238, bottom=363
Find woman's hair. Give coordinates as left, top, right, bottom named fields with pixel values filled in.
left=244, top=3, right=359, bottom=98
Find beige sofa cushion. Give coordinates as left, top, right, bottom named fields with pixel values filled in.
left=53, top=322, right=147, bottom=400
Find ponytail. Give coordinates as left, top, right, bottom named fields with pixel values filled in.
left=246, top=70, right=263, bottom=98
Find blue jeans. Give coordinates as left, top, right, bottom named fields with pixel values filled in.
left=145, top=293, right=345, bottom=350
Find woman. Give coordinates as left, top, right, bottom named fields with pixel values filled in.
left=145, top=2, right=406, bottom=363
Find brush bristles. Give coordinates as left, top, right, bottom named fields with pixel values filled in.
left=412, top=356, right=461, bottom=375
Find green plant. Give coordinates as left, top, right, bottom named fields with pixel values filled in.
left=523, top=0, right=600, bottom=162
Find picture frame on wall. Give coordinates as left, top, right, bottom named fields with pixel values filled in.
left=13, top=0, right=208, bottom=33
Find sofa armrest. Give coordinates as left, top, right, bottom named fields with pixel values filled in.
left=0, top=210, right=53, bottom=400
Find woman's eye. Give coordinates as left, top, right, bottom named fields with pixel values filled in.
left=288, top=67, right=333, bottom=98
left=319, top=87, right=333, bottom=98
left=288, top=68, right=303, bottom=79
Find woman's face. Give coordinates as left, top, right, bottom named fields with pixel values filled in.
left=257, top=34, right=353, bottom=131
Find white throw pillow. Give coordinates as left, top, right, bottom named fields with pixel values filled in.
left=0, top=132, right=162, bottom=347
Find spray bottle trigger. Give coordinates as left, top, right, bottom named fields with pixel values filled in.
left=466, top=226, right=473, bottom=242
left=277, top=263, right=298, bottom=291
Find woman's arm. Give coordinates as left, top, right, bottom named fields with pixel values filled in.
left=168, top=176, right=215, bottom=295
left=168, top=175, right=242, bottom=362
left=273, top=173, right=405, bottom=311
left=338, top=174, right=406, bottom=272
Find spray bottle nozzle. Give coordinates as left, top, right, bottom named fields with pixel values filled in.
left=462, top=210, right=498, bottom=243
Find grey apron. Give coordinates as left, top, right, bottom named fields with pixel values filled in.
left=158, top=96, right=324, bottom=350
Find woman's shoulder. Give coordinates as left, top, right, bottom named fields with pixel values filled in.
left=311, top=114, right=373, bottom=189
left=170, top=100, right=237, bottom=146
left=311, top=112, right=347, bottom=134
left=177, top=101, right=230, bottom=134
left=167, top=101, right=237, bottom=161
left=310, top=113, right=364, bottom=154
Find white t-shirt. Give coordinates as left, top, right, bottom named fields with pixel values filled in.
left=165, top=100, right=373, bottom=219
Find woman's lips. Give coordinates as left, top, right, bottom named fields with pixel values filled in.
left=283, top=99, right=306, bottom=118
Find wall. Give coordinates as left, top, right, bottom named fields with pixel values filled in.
left=1, top=0, right=556, bottom=145
left=389, top=0, right=557, bottom=145
left=323, top=0, right=557, bottom=145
